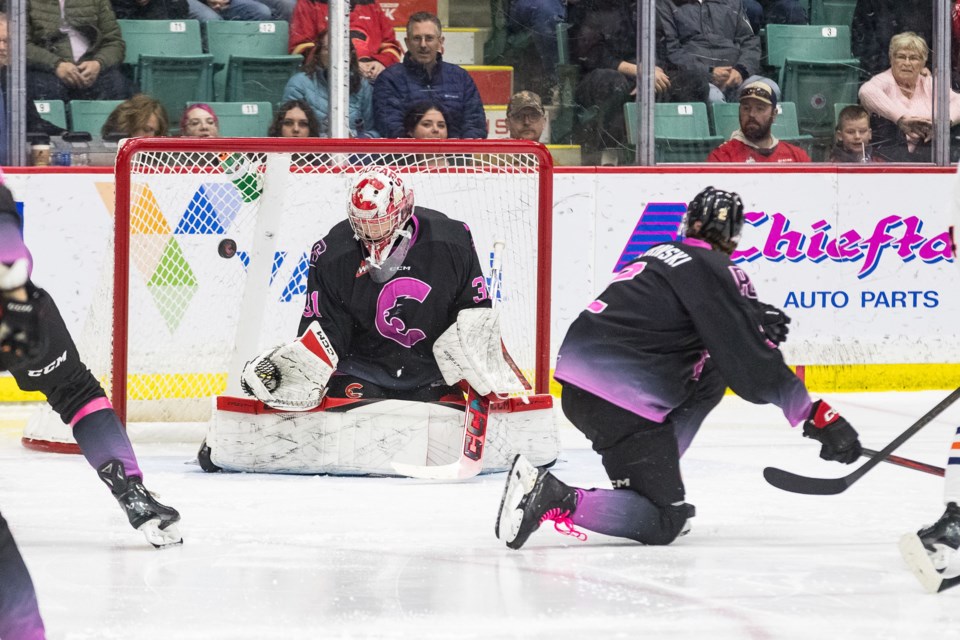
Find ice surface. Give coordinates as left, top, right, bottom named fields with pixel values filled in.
left=2, top=391, right=960, bottom=639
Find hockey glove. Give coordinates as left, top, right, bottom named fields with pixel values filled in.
left=240, top=321, right=338, bottom=411
left=759, top=302, right=790, bottom=345
left=802, top=400, right=862, bottom=464
left=0, top=285, right=44, bottom=362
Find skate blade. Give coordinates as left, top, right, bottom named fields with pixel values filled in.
left=496, top=455, right=539, bottom=544
left=899, top=533, right=943, bottom=593
left=139, top=520, right=184, bottom=549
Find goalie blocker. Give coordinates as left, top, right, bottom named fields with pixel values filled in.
left=204, top=393, right=559, bottom=475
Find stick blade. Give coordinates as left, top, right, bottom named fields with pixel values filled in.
left=899, top=533, right=946, bottom=594
left=391, top=459, right=481, bottom=481
left=762, top=466, right=850, bottom=495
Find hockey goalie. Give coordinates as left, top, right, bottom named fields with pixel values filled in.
left=200, top=168, right=559, bottom=477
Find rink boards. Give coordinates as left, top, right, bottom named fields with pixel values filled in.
left=0, top=165, right=957, bottom=401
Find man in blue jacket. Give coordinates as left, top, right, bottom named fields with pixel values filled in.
left=373, top=12, right=488, bottom=139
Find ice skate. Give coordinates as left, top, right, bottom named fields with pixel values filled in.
left=900, top=502, right=960, bottom=593
left=98, top=460, right=183, bottom=548
left=496, top=454, right=583, bottom=550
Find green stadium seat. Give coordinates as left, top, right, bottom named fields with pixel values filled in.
left=780, top=58, right=860, bottom=138
left=223, top=56, right=302, bottom=103
left=711, top=101, right=815, bottom=154
left=141, top=55, right=215, bottom=132
left=626, top=102, right=724, bottom=163
left=33, top=100, right=67, bottom=130
left=765, top=24, right=854, bottom=70
left=205, top=21, right=294, bottom=101
left=198, top=102, right=274, bottom=136
left=810, top=0, right=857, bottom=27
left=764, top=25, right=860, bottom=139
left=117, top=19, right=205, bottom=79
left=69, top=100, right=124, bottom=135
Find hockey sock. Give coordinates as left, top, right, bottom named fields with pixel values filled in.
left=0, top=511, right=46, bottom=640
left=946, top=426, right=960, bottom=505
left=72, top=407, right=142, bottom=480
left=572, top=488, right=690, bottom=545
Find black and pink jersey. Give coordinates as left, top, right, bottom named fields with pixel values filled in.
left=555, top=237, right=811, bottom=426
left=299, top=207, right=491, bottom=391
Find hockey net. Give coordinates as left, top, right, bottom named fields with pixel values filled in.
left=22, top=138, right=553, bottom=451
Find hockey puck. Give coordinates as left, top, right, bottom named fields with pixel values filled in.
left=218, top=238, right=237, bottom=259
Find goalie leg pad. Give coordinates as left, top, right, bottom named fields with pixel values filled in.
left=207, top=397, right=560, bottom=475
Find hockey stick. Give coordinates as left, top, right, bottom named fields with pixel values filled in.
left=899, top=532, right=960, bottom=593
left=763, top=387, right=960, bottom=495
left=391, top=240, right=510, bottom=480
left=861, top=448, right=945, bottom=478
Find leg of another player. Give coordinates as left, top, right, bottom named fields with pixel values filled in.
left=497, top=384, right=695, bottom=549
left=900, top=427, right=960, bottom=592
left=1, top=287, right=181, bottom=548
left=0, top=510, right=46, bottom=640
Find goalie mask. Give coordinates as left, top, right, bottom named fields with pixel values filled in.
left=348, top=168, right=415, bottom=268
left=682, top=186, right=744, bottom=255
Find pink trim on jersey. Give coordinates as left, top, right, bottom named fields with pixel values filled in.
left=681, top=237, right=712, bottom=250
left=70, top=397, right=113, bottom=426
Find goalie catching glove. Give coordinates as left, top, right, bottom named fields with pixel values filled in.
left=802, top=399, right=862, bottom=464
left=433, top=307, right=526, bottom=398
left=241, top=321, right=338, bottom=411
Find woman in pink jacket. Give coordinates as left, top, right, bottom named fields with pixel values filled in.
left=859, top=31, right=960, bottom=162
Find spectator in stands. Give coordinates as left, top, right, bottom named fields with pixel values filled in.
left=282, top=30, right=378, bottom=138
left=373, top=12, right=487, bottom=139
left=506, top=0, right=566, bottom=103
left=859, top=32, right=960, bottom=162
left=268, top=99, right=321, bottom=137
left=403, top=101, right=448, bottom=139
left=852, top=0, right=932, bottom=78
left=111, top=0, right=187, bottom=19
left=742, top=0, right=808, bottom=34
left=657, top=0, right=764, bottom=104
left=567, top=0, right=709, bottom=163
left=101, top=94, right=169, bottom=138
left=506, top=90, right=545, bottom=142
left=180, top=103, right=219, bottom=138
left=708, top=79, right=811, bottom=162
left=25, top=0, right=132, bottom=103
left=186, top=0, right=292, bottom=24
left=289, top=0, right=401, bottom=81
left=0, top=12, right=66, bottom=164
left=828, top=105, right=880, bottom=162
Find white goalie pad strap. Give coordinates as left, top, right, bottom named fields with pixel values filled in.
left=207, top=398, right=560, bottom=475
left=241, top=321, right=339, bottom=411
left=433, top=308, right=526, bottom=397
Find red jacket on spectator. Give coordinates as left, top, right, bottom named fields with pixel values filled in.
left=289, top=0, right=402, bottom=68
left=707, top=137, right=810, bottom=163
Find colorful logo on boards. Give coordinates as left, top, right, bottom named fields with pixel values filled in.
left=616, top=203, right=955, bottom=279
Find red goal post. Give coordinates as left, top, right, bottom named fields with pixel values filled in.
left=73, top=138, right=551, bottom=435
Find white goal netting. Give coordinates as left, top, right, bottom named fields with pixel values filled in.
left=23, top=139, right=553, bottom=449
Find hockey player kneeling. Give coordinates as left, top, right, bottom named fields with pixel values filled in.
left=496, top=187, right=862, bottom=549
left=203, top=168, right=558, bottom=476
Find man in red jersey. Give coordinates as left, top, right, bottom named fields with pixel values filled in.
left=708, top=79, right=811, bottom=163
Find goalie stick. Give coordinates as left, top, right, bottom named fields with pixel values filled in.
left=392, top=240, right=511, bottom=480
left=763, top=387, right=960, bottom=495
left=899, top=532, right=960, bottom=594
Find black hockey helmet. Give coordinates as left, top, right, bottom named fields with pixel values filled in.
left=682, top=186, right=744, bottom=253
